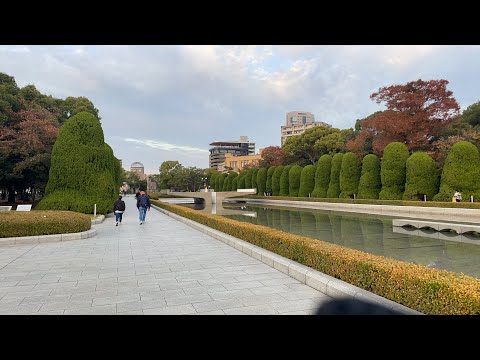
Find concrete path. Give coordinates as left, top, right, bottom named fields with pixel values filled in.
left=0, top=196, right=333, bottom=315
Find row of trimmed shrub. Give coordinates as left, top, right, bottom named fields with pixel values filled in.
left=212, top=140, right=480, bottom=203
left=152, top=200, right=480, bottom=314
left=0, top=211, right=91, bottom=238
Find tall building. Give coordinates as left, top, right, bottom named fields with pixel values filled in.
left=281, top=111, right=331, bottom=146
left=209, top=136, right=255, bottom=170
left=130, top=161, right=147, bottom=180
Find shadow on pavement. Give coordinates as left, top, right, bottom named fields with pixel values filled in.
left=314, top=298, right=404, bottom=315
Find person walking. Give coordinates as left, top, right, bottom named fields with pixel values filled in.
left=114, top=195, right=126, bottom=226
left=136, top=191, right=151, bottom=225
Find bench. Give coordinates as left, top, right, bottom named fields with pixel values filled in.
left=16, top=204, right=32, bottom=211
left=0, top=206, right=12, bottom=211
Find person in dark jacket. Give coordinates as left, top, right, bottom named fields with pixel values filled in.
left=136, top=191, right=151, bottom=225
left=114, top=195, right=126, bottom=226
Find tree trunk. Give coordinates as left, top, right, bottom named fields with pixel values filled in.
left=8, top=187, right=16, bottom=203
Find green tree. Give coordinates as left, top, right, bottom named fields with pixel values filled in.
left=226, top=172, right=237, bottom=191
left=327, top=153, right=344, bottom=198
left=36, top=112, right=116, bottom=214
left=357, top=154, right=381, bottom=199
left=460, top=100, right=480, bottom=127
left=403, top=152, right=439, bottom=201
left=379, top=142, right=410, bottom=200
left=232, top=176, right=238, bottom=191
left=288, top=165, right=302, bottom=197
left=256, top=168, right=267, bottom=195
left=265, top=166, right=277, bottom=194
left=238, top=172, right=246, bottom=189
left=217, top=173, right=226, bottom=192
left=272, top=166, right=284, bottom=196
left=433, top=141, right=480, bottom=201
left=279, top=165, right=292, bottom=196
left=298, top=165, right=316, bottom=197
left=251, top=168, right=258, bottom=193
left=158, top=161, right=181, bottom=189
left=244, top=169, right=253, bottom=189
left=339, top=152, right=361, bottom=198
left=311, top=154, right=332, bottom=198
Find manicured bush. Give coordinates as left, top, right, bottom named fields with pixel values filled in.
left=238, top=172, right=246, bottom=189
left=339, top=152, right=361, bottom=199
left=226, top=172, right=237, bottom=191
left=403, top=152, right=439, bottom=201
left=231, top=177, right=238, bottom=191
left=0, top=211, right=91, bottom=238
left=36, top=112, right=117, bottom=214
left=327, top=153, right=344, bottom=198
left=266, top=166, right=277, bottom=194
left=357, top=154, right=381, bottom=199
left=153, top=200, right=480, bottom=315
left=312, top=154, right=332, bottom=198
left=251, top=169, right=258, bottom=193
left=217, top=173, right=226, bottom=192
left=434, top=141, right=480, bottom=202
left=288, top=165, right=302, bottom=197
left=272, top=166, right=284, bottom=196
left=279, top=165, right=292, bottom=196
left=298, top=165, right=316, bottom=197
left=379, top=142, right=409, bottom=200
left=257, top=168, right=267, bottom=195
left=210, top=173, right=218, bottom=191
left=244, top=169, right=253, bottom=189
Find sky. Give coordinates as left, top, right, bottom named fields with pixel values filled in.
left=1, top=45, right=479, bottom=174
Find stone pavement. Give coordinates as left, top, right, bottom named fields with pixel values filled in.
left=0, top=196, right=333, bottom=315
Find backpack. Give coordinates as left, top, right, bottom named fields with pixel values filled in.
left=138, top=194, right=149, bottom=207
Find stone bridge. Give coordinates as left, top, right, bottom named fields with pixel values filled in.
left=168, top=189, right=256, bottom=204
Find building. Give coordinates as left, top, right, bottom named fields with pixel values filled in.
left=281, top=111, right=331, bottom=146
left=222, top=153, right=263, bottom=173
left=209, top=136, right=255, bottom=171
left=130, top=161, right=147, bottom=180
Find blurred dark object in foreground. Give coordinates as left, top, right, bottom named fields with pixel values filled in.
left=315, top=298, right=404, bottom=315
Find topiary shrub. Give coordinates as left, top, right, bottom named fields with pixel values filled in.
left=36, top=112, right=117, bottom=214
left=251, top=169, right=258, bottom=193
left=226, top=172, right=238, bottom=191
left=272, top=166, right=284, bottom=196
left=339, top=152, right=361, bottom=199
left=257, top=168, right=267, bottom=195
left=358, top=154, right=381, bottom=199
left=210, top=173, right=218, bottom=191
left=433, top=141, right=480, bottom=202
left=288, top=165, right=302, bottom=197
left=217, top=173, right=226, bottom=192
left=403, top=152, right=439, bottom=201
left=223, top=173, right=233, bottom=191
left=327, top=153, right=344, bottom=198
left=238, top=171, right=247, bottom=189
left=379, top=142, right=409, bottom=200
left=244, top=170, right=253, bottom=189
left=298, top=165, right=316, bottom=197
left=266, top=166, right=277, bottom=194
left=232, top=177, right=238, bottom=191
left=312, top=154, right=332, bottom=198
left=279, top=165, right=292, bottom=196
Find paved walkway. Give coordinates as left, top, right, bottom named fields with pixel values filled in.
left=0, top=196, right=332, bottom=314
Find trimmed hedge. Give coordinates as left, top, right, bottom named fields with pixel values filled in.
left=279, top=165, right=292, bottom=196
left=266, top=166, right=277, bottom=194
left=223, top=172, right=233, bottom=191
left=339, top=152, right=361, bottom=199
left=298, top=165, right=316, bottom=197
left=288, top=165, right=302, bottom=197
left=379, top=142, right=409, bottom=200
left=219, top=174, right=227, bottom=192
left=327, top=153, right=343, bottom=198
left=210, top=173, right=218, bottom=191
left=403, top=152, right=439, bottom=201
left=36, top=112, right=117, bottom=214
left=251, top=169, right=258, bottom=193
left=244, top=170, right=253, bottom=189
left=226, top=172, right=238, bottom=191
left=152, top=201, right=480, bottom=314
left=312, top=154, right=332, bottom=198
left=256, top=168, right=267, bottom=195
left=238, top=172, right=246, bottom=189
left=358, top=154, right=381, bottom=199
left=0, top=211, right=91, bottom=238
left=434, top=141, right=480, bottom=202
left=232, top=177, right=238, bottom=191
left=272, top=166, right=284, bottom=196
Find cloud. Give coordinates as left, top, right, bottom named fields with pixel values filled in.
left=125, top=138, right=209, bottom=154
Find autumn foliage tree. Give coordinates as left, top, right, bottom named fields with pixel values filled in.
left=260, top=146, right=285, bottom=168
left=347, top=79, right=460, bottom=156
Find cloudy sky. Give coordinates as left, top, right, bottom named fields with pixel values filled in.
left=1, top=45, right=479, bottom=173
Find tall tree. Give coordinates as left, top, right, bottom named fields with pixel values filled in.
left=347, top=79, right=460, bottom=156
left=158, top=161, right=181, bottom=189
left=259, top=146, right=285, bottom=168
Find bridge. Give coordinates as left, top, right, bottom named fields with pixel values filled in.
left=167, top=189, right=256, bottom=204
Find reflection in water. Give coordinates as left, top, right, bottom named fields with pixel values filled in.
left=215, top=203, right=480, bottom=279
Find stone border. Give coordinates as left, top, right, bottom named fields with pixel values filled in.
left=0, top=228, right=97, bottom=247
left=151, top=204, right=422, bottom=315
left=91, top=215, right=105, bottom=225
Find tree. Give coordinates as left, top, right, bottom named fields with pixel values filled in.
left=433, top=141, right=480, bottom=202
left=357, top=154, right=381, bottom=199
left=158, top=161, right=181, bottom=189
left=216, top=173, right=226, bottom=192
left=379, top=142, right=410, bottom=200
left=232, top=176, right=238, bottom=191
left=272, top=166, right=284, bottom=196
left=459, top=100, right=480, bottom=128
left=251, top=168, right=258, bottom=193
left=244, top=169, right=253, bottom=189
left=237, top=172, right=246, bottom=189
left=339, top=152, right=361, bottom=199
left=265, top=166, right=276, bottom=194
left=226, top=172, right=237, bottom=191
left=327, top=153, right=344, bottom=198
left=311, top=154, right=332, bottom=198
left=298, top=165, right=316, bottom=197
left=36, top=112, right=117, bottom=214
left=403, top=152, right=439, bottom=201
left=347, top=79, right=460, bottom=156
left=61, top=96, right=101, bottom=123
left=259, top=146, right=285, bottom=168
left=256, top=168, right=267, bottom=195
left=288, top=165, right=302, bottom=197
left=279, top=165, right=292, bottom=196
left=283, top=125, right=352, bottom=166
left=347, top=111, right=383, bottom=158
